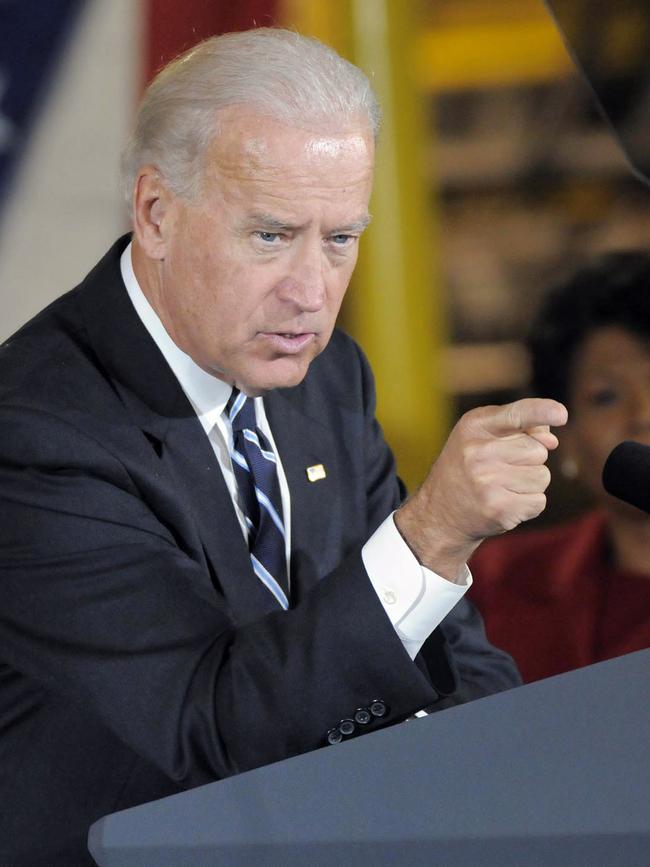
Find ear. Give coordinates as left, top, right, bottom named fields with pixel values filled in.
left=131, top=165, right=175, bottom=260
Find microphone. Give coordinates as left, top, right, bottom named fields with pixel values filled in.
left=602, top=441, right=650, bottom=514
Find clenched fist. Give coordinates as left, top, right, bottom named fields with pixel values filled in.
left=395, top=398, right=568, bottom=582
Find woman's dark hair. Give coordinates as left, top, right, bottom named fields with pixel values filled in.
left=528, top=251, right=650, bottom=406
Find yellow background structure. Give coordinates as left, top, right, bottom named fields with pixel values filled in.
left=281, top=0, right=448, bottom=491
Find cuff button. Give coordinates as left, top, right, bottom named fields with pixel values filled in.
left=369, top=700, right=387, bottom=718
left=326, top=728, right=343, bottom=745
left=339, top=719, right=355, bottom=737
left=354, top=708, right=371, bottom=725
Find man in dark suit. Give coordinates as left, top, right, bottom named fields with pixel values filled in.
left=0, top=28, right=566, bottom=866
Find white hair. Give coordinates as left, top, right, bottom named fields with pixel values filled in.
left=121, top=27, right=381, bottom=205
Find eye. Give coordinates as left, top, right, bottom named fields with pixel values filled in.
left=586, top=386, right=621, bottom=407
left=254, top=231, right=282, bottom=244
left=329, top=234, right=356, bottom=248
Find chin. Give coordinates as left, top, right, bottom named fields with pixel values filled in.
left=242, top=359, right=313, bottom=395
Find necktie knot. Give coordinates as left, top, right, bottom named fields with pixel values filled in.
left=227, top=388, right=256, bottom=434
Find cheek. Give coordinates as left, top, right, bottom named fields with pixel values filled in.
left=572, top=401, right=627, bottom=446
left=326, top=265, right=355, bottom=309
left=574, top=422, right=611, bottom=460
left=184, top=252, right=245, bottom=322
left=576, top=430, right=622, bottom=479
left=567, top=415, right=603, bottom=461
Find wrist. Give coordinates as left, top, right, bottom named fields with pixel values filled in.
left=394, top=497, right=481, bottom=583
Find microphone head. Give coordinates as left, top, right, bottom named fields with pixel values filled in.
left=602, top=440, right=650, bottom=515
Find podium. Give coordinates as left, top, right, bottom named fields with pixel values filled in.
left=89, top=649, right=650, bottom=866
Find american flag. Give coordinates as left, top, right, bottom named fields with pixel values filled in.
left=0, top=0, right=276, bottom=341
left=0, top=0, right=86, bottom=211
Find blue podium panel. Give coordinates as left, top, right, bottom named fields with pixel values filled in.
left=89, top=649, right=650, bottom=867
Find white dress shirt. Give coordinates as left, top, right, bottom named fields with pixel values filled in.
left=120, top=243, right=470, bottom=661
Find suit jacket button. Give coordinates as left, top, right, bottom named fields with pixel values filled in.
left=326, top=728, right=343, bottom=745
left=354, top=708, right=371, bottom=725
left=369, top=700, right=387, bottom=718
left=339, top=719, right=355, bottom=737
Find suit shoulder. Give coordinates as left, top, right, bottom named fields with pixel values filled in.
left=0, top=290, right=84, bottom=400
left=306, top=328, right=373, bottom=397
left=316, top=327, right=365, bottom=366
left=0, top=238, right=130, bottom=414
left=271, top=329, right=376, bottom=431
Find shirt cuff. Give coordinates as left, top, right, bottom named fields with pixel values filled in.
left=361, top=512, right=472, bottom=660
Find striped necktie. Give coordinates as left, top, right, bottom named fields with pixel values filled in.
left=227, top=389, right=289, bottom=610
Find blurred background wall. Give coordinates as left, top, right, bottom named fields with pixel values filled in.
left=0, top=0, right=138, bottom=338
left=1, top=0, right=649, bottom=510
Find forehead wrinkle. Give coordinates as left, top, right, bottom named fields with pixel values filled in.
left=237, top=128, right=370, bottom=165
left=211, top=157, right=371, bottom=191
left=200, top=117, right=375, bottom=222
left=208, top=133, right=373, bottom=187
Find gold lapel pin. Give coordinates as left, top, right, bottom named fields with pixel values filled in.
left=306, top=463, right=327, bottom=482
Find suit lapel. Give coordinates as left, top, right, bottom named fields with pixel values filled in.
left=160, top=413, right=285, bottom=623
left=77, top=237, right=283, bottom=624
left=77, top=237, right=345, bottom=618
left=265, top=387, right=339, bottom=604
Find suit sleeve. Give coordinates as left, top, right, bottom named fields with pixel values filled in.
left=0, top=403, right=438, bottom=788
left=352, top=341, right=522, bottom=704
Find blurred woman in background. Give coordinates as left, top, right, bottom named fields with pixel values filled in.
left=470, top=251, right=650, bottom=682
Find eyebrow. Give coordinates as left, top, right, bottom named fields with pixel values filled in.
left=246, top=212, right=373, bottom=233
left=335, top=215, right=373, bottom=233
left=246, top=213, right=295, bottom=231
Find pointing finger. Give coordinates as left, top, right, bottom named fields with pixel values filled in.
left=476, top=398, right=568, bottom=437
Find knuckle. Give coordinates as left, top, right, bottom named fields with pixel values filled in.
left=481, top=487, right=508, bottom=524
left=463, top=439, right=486, bottom=471
left=521, top=467, right=549, bottom=493
left=455, top=410, right=477, bottom=433
left=518, top=436, right=546, bottom=462
left=515, top=437, right=534, bottom=459
left=532, top=440, right=549, bottom=463
left=462, top=404, right=500, bottom=435
left=525, top=493, right=546, bottom=520
left=501, top=403, right=519, bottom=431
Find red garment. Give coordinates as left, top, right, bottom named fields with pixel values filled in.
left=469, top=510, right=650, bottom=683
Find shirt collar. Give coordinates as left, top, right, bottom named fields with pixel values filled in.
left=120, top=242, right=231, bottom=435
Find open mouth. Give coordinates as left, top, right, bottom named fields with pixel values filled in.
left=259, top=332, right=316, bottom=353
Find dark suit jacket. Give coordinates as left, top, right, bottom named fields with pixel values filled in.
left=0, top=236, right=520, bottom=866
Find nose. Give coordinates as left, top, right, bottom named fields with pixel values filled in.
left=276, top=241, right=326, bottom=313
